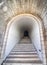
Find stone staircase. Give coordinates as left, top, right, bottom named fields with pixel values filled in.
left=2, top=38, right=42, bottom=65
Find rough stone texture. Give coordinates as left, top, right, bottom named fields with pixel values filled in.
left=0, top=0, right=47, bottom=28
left=0, top=0, right=47, bottom=64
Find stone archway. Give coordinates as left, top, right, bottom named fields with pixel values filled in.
left=2, top=14, right=46, bottom=65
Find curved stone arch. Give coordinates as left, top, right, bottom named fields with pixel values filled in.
left=2, top=14, right=46, bottom=65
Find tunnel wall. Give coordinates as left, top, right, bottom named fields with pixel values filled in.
left=3, top=14, right=44, bottom=62
left=4, top=20, right=20, bottom=59
left=31, top=22, right=42, bottom=60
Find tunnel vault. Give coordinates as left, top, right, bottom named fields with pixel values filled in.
left=2, top=14, right=46, bottom=65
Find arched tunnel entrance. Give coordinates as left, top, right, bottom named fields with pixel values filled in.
left=2, top=14, right=46, bottom=64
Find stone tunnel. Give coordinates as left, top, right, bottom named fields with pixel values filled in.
left=0, top=0, right=47, bottom=65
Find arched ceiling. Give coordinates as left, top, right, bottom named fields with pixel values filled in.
left=0, top=0, right=47, bottom=30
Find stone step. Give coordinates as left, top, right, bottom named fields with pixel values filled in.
left=20, top=38, right=31, bottom=43
left=12, top=50, right=36, bottom=52
left=10, top=52, right=37, bottom=55
left=3, top=63, right=42, bottom=65
left=10, top=51, right=37, bottom=53
left=12, top=44, right=36, bottom=52
left=6, top=56, right=40, bottom=60
left=5, top=58, right=42, bottom=63
left=8, top=54, right=38, bottom=58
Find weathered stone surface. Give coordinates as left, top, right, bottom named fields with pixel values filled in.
left=0, top=0, right=47, bottom=64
